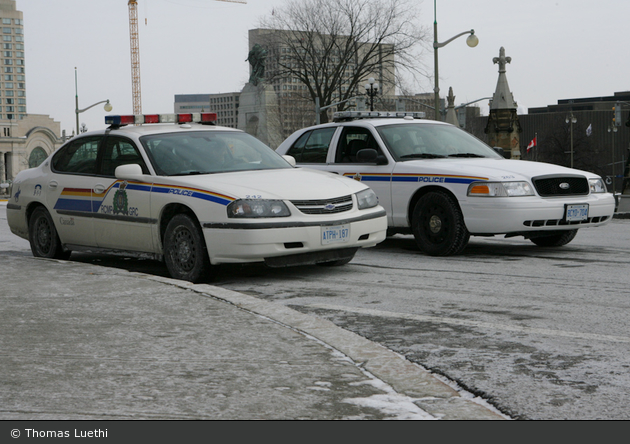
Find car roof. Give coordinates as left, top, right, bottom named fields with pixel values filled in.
left=297, top=117, right=450, bottom=133
left=79, top=123, right=243, bottom=139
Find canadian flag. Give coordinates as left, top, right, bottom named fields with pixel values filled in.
left=527, top=136, right=537, bottom=152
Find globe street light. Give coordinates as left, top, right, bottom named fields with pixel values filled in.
left=364, top=77, right=379, bottom=111
left=74, top=67, right=113, bottom=135
left=433, top=0, right=478, bottom=120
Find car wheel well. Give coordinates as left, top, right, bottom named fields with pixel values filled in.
left=159, top=204, right=200, bottom=245
left=25, top=202, right=47, bottom=229
left=407, top=186, right=461, bottom=226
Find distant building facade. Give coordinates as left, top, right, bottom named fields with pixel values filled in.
left=174, top=93, right=240, bottom=128
left=0, top=0, right=63, bottom=187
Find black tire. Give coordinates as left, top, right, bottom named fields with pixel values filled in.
left=530, top=229, right=578, bottom=247
left=28, top=206, right=71, bottom=259
left=411, top=191, right=470, bottom=256
left=163, top=214, right=211, bottom=283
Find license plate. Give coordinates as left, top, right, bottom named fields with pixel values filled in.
left=565, top=204, right=589, bottom=221
left=321, top=224, right=350, bottom=245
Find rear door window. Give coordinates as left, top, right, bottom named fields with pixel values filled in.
left=285, top=127, right=336, bottom=163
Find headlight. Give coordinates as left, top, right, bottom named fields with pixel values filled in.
left=589, top=178, right=606, bottom=193
left=227, top=199, right=291, bottom=218
left=467, top=181, right=534, bottom=197
left=356, top=188, right=378, bottom=209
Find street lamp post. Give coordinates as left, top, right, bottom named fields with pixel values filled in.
left=608, top=124, right=618, bottom=194
left=433, top=0, right=478, bottom=120
left=566, top=112, right=577, bottom=168
left=74, top=67, right=113, bottom=135
left=364, top=77, right=379, bottom=111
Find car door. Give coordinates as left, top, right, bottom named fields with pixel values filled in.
left=46, top=135, right=101, bottom=247
left=323, top=126, right=395, bottom=224
left=92, top=135, right=156, bottom=253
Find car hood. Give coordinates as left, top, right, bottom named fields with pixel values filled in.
left=398, top=158, right=601, bottom=181
left=159, top=167, right=368, bottom=200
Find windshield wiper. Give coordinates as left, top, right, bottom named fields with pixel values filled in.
left=400, top=153, right=447, bottom=159
left=447, top=153, right=486, bottom=158
left=174, top=171, right=213, bottom=176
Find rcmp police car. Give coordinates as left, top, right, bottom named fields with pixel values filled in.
left=276, top=111, right=616, bottom=256
left=6, top=113, right=387, bottom=282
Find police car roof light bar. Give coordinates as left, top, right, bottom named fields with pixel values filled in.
left=333, top=111, right=425, bottom=122
left=106, top=112, right=218, bottom=127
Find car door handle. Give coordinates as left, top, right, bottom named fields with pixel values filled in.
left=48, top=180, right=58, bottom=189
left=94, top=184, right=106, bottom=194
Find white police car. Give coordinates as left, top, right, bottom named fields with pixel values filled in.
left=276, top=111, right=615, bottom=256
left=6, top=113, right=387, bottom=282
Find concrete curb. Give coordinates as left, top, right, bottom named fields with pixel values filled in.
left=141, top=273, right=508, bottom=420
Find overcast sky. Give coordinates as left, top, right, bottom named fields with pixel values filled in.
left=19, top=0, right=630, bottom=136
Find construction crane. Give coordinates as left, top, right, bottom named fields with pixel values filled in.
left=127, top=0, right=247, bottom=117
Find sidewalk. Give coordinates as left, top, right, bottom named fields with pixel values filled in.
left=0, top=252, right=505, bottom=420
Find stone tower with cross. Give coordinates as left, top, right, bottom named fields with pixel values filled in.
left=484, top=47, right=522, bottom=159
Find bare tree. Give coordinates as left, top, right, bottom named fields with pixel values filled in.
left=258, top=0, right=427, bottom=124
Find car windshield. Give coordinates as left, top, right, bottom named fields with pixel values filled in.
left=140, top=131, right=292, bottom=176
left=377, top=123, right=503, bottom=161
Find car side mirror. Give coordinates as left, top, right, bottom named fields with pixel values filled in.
left=356, top=148, right=377, bottom=163
left=356, top=148, right=388, bottom=165
left=492, top=146, right=506, bottom=157
left=282, top=155, right=297, bottom=167
left=115, top=164, right=146, bottom=182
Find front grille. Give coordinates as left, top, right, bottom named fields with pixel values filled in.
left=290, top=195, right=353, bottom=215
left=532, top=175, right=589, bottom=197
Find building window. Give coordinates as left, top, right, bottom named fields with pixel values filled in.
left=2, top=27, right=10, bottom=34
left=1, top=19, right=10, bottom=25
left=2, top=36, right=10, bottom=42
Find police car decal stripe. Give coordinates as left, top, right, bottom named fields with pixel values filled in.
left=53, top=182, right=236, bottom=216
left=343, top=173, right=488, bottom=184
left=150, top=183, right=235, bottom=206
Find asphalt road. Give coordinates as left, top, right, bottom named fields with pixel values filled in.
left=2, top=202, right=629, bottom=419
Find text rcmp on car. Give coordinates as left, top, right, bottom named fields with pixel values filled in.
left=6, top=113, right=387, bottom=282
left=276, top=111, right=616, bottom=256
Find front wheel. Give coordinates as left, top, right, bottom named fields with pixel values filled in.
left=28, top=206, right=71, bottom=259
left=163, top=214, right=212, bottom=283
left=411, top=191, right=470, bottom=256
left=530, top=229, right=578, bottom=247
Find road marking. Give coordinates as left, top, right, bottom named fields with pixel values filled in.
left=303, top=303, right=630, bottom=344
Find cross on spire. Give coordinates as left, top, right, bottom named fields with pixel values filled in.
left=493, top=47, right=511, bottom=74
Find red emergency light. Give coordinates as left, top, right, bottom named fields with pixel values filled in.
left=105, top=113, right=218, bottom=126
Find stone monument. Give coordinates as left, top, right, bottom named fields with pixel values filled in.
left=238, top=44, right=283, bottom=149
left=484, top=47, right=522, bottom=159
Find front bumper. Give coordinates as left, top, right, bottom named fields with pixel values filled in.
left=201, top=209, right=387, bottom=264
left=461, top=193, right=615, bottom=235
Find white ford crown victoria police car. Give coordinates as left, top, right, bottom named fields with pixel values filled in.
left=276, top=111, right=615, bottom=256
left=6, top=113, right=387, bottom=282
